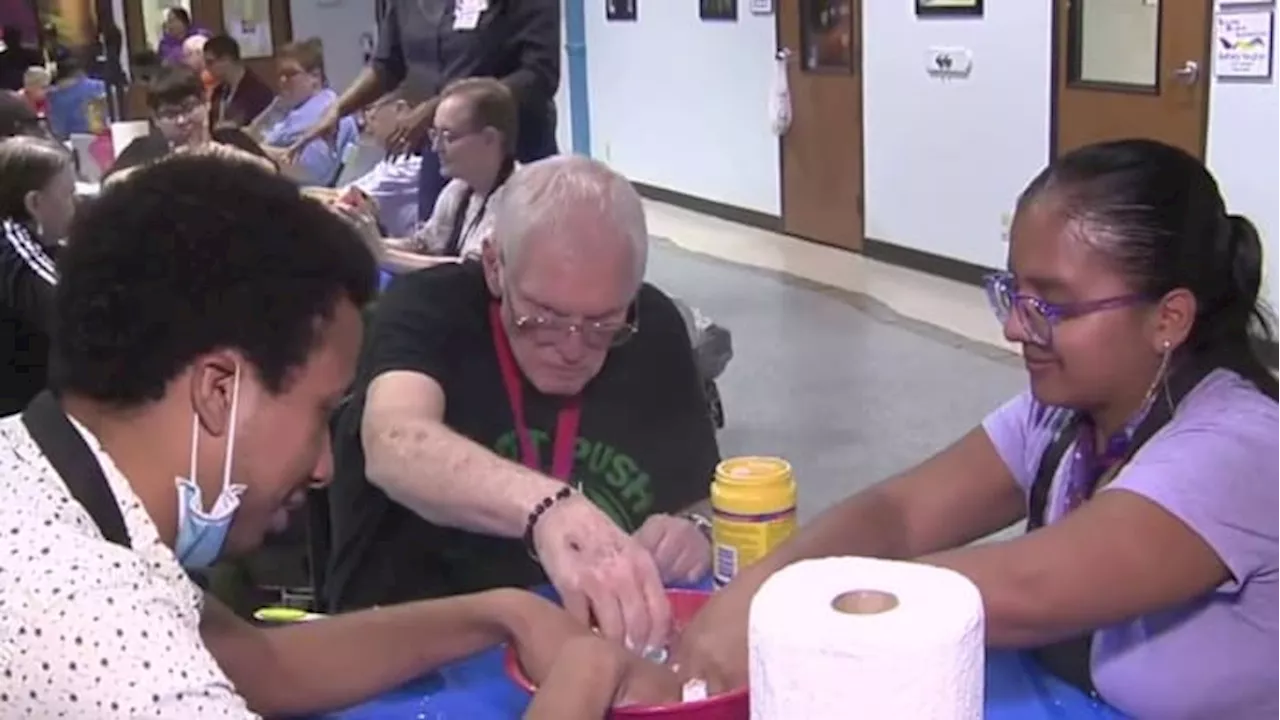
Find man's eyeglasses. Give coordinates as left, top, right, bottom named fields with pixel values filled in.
left=982, top=271, right=1148, bottom=348
left=428, top=127, right=480, bottom=147
left=155, top=101, right=205, bottom=123
left=509, top=303, right=640, bottom=350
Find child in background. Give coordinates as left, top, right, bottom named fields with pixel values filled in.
left=45, top=57, right=106, bottom=140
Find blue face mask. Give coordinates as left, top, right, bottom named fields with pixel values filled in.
left=174, top=364, right=248, bottom=569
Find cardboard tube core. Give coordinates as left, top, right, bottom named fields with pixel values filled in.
left=831, top=589, right=900, bottom=615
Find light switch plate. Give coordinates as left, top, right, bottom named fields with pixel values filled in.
left=926, top=47, right=974, bottom=77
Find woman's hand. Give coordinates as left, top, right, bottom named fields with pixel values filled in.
left=386, top=98, right=437, bottom=156
left=667, top=574, right=757, bottom=695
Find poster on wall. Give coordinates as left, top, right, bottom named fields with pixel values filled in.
left=1215, top=10, right=1274, bottom=79
left=222, top=0, right=274, bottom=58
left=915, top=0, right=983, bottom=17
left=700, top=0, right=738, bottom=22
left=607, top=0, right=637, bottom=22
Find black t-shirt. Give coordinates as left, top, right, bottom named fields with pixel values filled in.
left=325, top=261, right=719, bottom=611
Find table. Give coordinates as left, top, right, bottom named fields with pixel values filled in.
left=312, top=649, right=1123, bottom=719
left=309, top=585, right=1126, bottom=720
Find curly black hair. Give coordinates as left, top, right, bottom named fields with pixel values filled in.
left=49, top=153, right=377, bottom=407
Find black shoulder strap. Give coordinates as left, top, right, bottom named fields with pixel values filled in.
left=22, top=391, right=132, bottom=548
left=1027, top=360, right=1218, bottom=694
left=443, top=158, right=517, bottom=257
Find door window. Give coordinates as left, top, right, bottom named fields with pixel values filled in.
left=801, top=0, right=855, bottom=73
left=1068, top=0, right=1161, bottom=89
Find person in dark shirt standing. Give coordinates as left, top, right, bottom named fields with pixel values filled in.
left=0, top=136, right=76, bottom=416
left=326, top=156, right=719, bottom=655
left=203, top=34, right=274, bottom=129
left=289, top=0, right=560, bottom=219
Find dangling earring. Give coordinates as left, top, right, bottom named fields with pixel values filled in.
left=1142, top=339, right=1173, bottom=409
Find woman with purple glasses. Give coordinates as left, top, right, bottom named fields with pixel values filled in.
left=672, top=138, right=1278, bottom=720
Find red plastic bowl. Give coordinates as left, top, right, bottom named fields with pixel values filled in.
left=504, top=588, right=749, bottom=719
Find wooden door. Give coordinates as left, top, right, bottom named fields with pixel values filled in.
left=1054, top=0, right=1212, bottom=159
left=777, top=0, right=864, bottom=252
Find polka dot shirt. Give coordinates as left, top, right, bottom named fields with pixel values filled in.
left=0, top=414, right=258, bottom=718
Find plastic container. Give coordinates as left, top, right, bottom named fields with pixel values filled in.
left=710, top=457, right=797, bottom=587
left=504, top=589, right=749, bottom=719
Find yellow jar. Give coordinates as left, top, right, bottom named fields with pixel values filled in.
left=710, top=456, right=797, bottom=587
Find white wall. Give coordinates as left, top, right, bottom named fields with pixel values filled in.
left=288, top=0, right=374, bottom=94
left=584, top=3, right=1278, bottom=307
left=584, top=2, right=780, bottom=214
left=1207, top=2, right=1279, bottom=309
left=555, top=5, right=572, bottom=154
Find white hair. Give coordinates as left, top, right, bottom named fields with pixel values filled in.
left=182, top=34, right=207, bottom=55
left=493, top=155, right=649, bottom=287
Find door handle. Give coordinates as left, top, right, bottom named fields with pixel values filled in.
left=1172, top=60, right=1200, bottom=85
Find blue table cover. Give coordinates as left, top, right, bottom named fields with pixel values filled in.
left=308, top=583, right=1125, bottom=720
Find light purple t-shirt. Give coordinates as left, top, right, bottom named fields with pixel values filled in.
left=982, top=369, right=1278, bottom=720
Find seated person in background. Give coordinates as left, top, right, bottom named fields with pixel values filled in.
left=0, top=136, right=75, bottom=416
left=0, top=89, right=52, bottom=139
left=204, top=33, right=274, bottom=129
left=18, top=65, right=49, bottom=117
left=45, top=57, right=108, bottom=139
left=339, top=81, right=428, bottom=238
left=112, top=64, right=213, bottom=166
left=253, top=38, right=357, bottom=186
left=0, top=151, right=676, bottom=718
left=382, top=77, right=522, bottom=274
left=157, top=6, right=207, bottom=65
left=675, top=139, right=1279, bottom=720
left=180, top=33, right=218, bottom=99
left=326, top=156, right=720, bottom=652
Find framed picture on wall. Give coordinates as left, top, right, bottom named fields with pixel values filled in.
left=607, top=0, right=638, bottom=21
left=915, top=0, right=983, bottom=17
left=700, top=0, right=738, bottom=22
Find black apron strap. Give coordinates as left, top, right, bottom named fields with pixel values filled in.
left=1026, top=360, right=1217, bottom=694
left=22, top=391, right=132, bottom=549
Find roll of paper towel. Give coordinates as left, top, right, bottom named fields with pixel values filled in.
left=748, top=557, right=984, bottom=719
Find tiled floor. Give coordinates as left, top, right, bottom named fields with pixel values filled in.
left=644, top=201, right=1026, bottom=542
left=645, top=200, right=1015, bottom=353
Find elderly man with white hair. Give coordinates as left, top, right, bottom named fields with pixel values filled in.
left=326, top=155, right=719, bottom=652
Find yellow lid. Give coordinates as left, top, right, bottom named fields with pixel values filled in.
left=712, top=456, right=796, bottom=516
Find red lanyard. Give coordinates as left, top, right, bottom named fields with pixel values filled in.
left=490, top=302, right=582, bottom=481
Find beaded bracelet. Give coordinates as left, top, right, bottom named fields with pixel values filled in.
left=523, top=485, right=575, bottom=561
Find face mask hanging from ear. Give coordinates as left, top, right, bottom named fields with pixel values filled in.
left=174, top=364, right=248, bottom=568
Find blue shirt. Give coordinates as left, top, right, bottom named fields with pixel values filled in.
left=46, top=77, right=106, bottom=139
left=261, top=89, right=358, bottom=186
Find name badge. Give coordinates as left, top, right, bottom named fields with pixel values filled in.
left=453, top=0, right=489, bottom=30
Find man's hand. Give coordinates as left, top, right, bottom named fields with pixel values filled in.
left=386, top=98, right=437, bottom=156
left=533, top=493, right=672, bottom=653
left=286, top=105, right=341, bottom=163
left=633, top=514, right=712, bottom=585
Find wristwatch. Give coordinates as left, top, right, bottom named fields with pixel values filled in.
left=682, top=511, right=714, bottom=542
